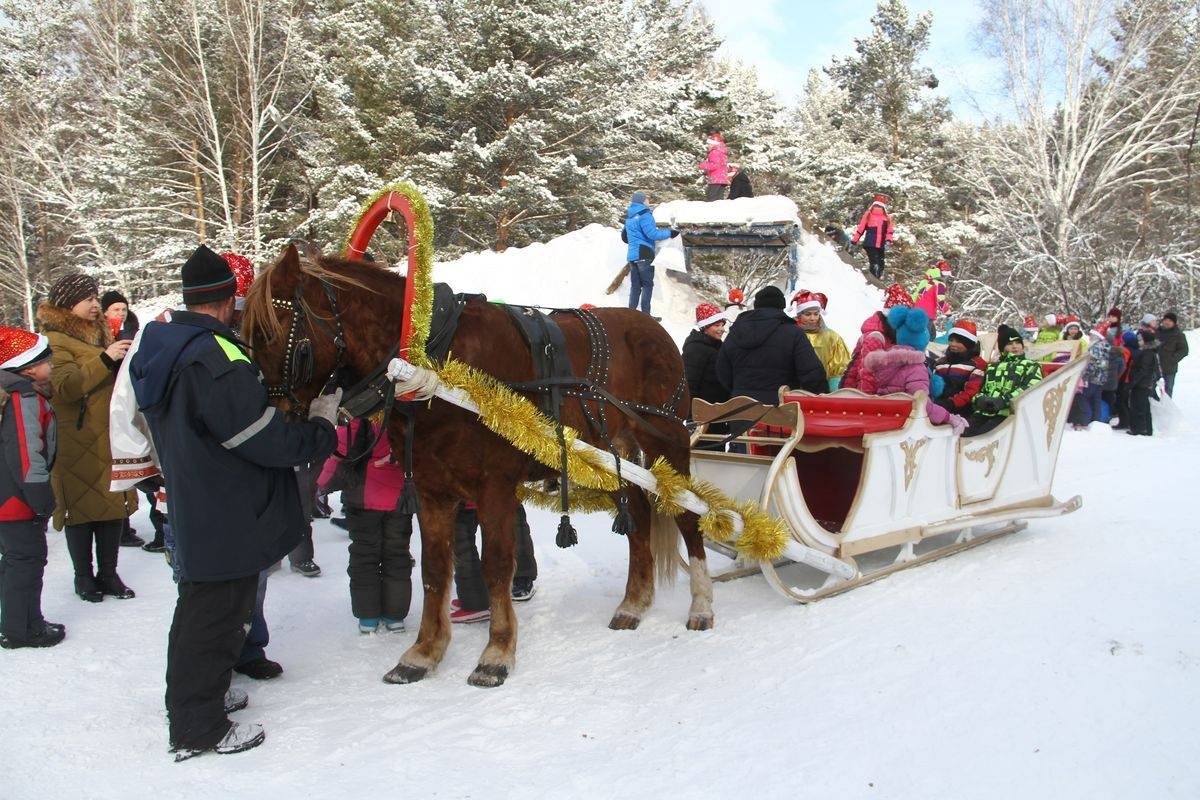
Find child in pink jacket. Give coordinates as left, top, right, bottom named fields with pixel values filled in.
left=851, top=194, right=895, bottom=279
left=859, top=306, right=967, bottom=434
left=698, top=131, right=736, bottom=201
left=318, top=419, right=413, bottom=633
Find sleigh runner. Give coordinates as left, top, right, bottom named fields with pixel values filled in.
left=688, top=355, right=1086, bottom=602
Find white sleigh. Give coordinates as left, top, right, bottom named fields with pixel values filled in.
left=689, top=357, right=1086, bottom=602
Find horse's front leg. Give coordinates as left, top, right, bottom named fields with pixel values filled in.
left=679, top=511, right=714, bottom=630
left=468, top=493, right=519, bottom=687
left=384, top=494, right=456, bottom=684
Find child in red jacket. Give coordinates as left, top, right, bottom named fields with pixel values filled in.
left=0, top=326, right=64, bottom=649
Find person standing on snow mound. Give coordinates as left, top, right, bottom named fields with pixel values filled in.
left=623, top=191, right=677, bottom=317
left=851, top=194, right=894, bottom=279
left=697, top=130, right=737, bottom=201
left=130, top=244, right=338, bottom=762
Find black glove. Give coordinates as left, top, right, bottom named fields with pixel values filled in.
left=974, top=396, right=1006, bottom=415
left=670, top=230, right=680, bottom=238
left=135, top=475, right=165, bottom=493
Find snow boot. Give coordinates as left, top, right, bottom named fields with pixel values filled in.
left=172, top=722, right=266, bottom=762
left=74, top=575, right=103, bottom=603
left=381, top=618, right=406, bottom=633
left=290, top=559, right=321, bottom=578
left=96, top=573, right=136, bottom=599
left=120, top=519, right=145, bottom=548
left=234, top=657, right=283, bottom=681
left=358, top=617, right=380, bottom=634
left=0, top=622, right=66, bottom=649
left=223, top=687, right=249, bottom=714
left=511, top=578, right=536, bottom=602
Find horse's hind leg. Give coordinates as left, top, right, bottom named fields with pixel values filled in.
left=609, top=487, right=655, bottom=630
left=384, top=496, right=456, bottom=684
left=468, top=493, right=519, bottom=688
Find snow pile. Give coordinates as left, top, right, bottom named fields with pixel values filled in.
left=792, top=228, right=885, bottom=344
left=435, top=206, right=882, bottom=346
left=653, top=195, right=799, bottom=226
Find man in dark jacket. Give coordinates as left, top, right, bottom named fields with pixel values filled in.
left=131, top=245, right=337, bottom=761
left=716, top=286, right=827, bottom=405
left=1127, top=329, right=1161, bottom=436
left=1156, top=311, right=1187, bottom=397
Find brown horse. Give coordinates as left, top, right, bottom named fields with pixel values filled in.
left=242, top=246, right=713, bottom=687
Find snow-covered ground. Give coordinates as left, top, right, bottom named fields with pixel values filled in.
left=6, top=221, right=1198, bottom=798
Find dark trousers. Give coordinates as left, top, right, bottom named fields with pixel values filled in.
left=0, top=519, right=48, bottom=639
left=1114, top=383, right=1132, bottom=429
left=165, top=575, right=258, bottom=750
left=864, top=246, right=886, bottom=278
left=144, top=489, right=166, bottom=547
left=237, top=571, right=270, bottom=666
left=1164, top=372, right=1176, bottom=397
left=705, top=183, right=728, bottom=201
left=964, top=413, right=1006, bottom=438
left=627, top=259, right=655, bottom=314
left=454, top=504, right=536, bottom=612
left=64, top=518, right=123, bottom=579
left=346, top=507, right=414, bottom=620
left=1129, top=387, right=1154, bottom=435
left=290, top=462, right=320, bottom=564
left=1069, top=383, right=1103, bottom=426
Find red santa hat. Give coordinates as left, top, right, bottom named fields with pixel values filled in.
left=727, top=287, right=744, bottom=305
left=948, top=319, right=979, bottom=344
left=871, top=193, right=891, bottom=206
left=883, top=283, right=912, bottom=309
left=0, top=326, right=51, bottom=371
left=790, top=290, right=827, bottom=315
left=222, top=252, right=255, bottom=310
left=694, top=302, right=726, bottom=331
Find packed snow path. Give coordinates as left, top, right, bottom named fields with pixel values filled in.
left=3, top=336, right=1198, bottom=798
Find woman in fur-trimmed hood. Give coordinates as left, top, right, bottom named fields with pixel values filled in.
left=37, top=273, right=137, bottom=602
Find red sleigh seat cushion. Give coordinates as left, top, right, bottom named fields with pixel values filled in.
left=781, top=393, right=912, bottom=438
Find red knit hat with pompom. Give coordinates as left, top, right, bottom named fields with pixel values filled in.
left=221, top=252, right=255, bottom=310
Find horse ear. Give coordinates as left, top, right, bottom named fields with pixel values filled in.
left=279, top=242, right=301, bottom=272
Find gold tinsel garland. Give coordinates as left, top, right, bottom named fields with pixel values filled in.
left=516, top=484, right=617, bottom=515
left=347, top=183, right=789, bottom=563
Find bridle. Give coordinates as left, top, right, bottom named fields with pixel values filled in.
left=262, top=278, right=348, bottom=410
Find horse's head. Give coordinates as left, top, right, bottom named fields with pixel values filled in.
left=242, top=244, right=374, bottom=416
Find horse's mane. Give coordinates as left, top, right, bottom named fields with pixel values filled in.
left=242, top=252, right=393, bottom=349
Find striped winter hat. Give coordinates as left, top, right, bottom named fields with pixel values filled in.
left=181, top=244, right=236, bottom=306
left=48, top=272, right=99, bottom=310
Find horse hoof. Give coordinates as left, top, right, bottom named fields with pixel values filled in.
left=383, top=661, right=428, bottom=684
left=608, top=612, right=641, bottom=630
left=467, top=663, right=509, bottom=688
left=687, top=613, right=714, bottom=631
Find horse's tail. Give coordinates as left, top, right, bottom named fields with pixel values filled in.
left=650, top=506, right=680, bottom=588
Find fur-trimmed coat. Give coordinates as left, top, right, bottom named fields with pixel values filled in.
left=36, top=303, right=137, bottom=529
left=862, top=346, right=963, bottom=431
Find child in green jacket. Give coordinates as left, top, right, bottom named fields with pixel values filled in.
left=965, top=324, right=1044, bottom=438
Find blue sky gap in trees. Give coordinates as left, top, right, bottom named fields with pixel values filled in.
left=702, top=0, right=1005, bottom=120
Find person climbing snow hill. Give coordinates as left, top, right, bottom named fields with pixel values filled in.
left=622, top=192, right=676, bottom=316
left=851, top=194, right=894, bottom=279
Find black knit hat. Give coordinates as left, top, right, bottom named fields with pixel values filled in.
left=47, top=273, right=99, bottom=310
left=753, top=286, right=786, bottom=310
left=997, top=324, right=1023, bottom=349
left=1162, top=311, right=1178, bottom=324
left=181, top=244, right=236, bottom=306
left=100, top=290, right=128, bottom=312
